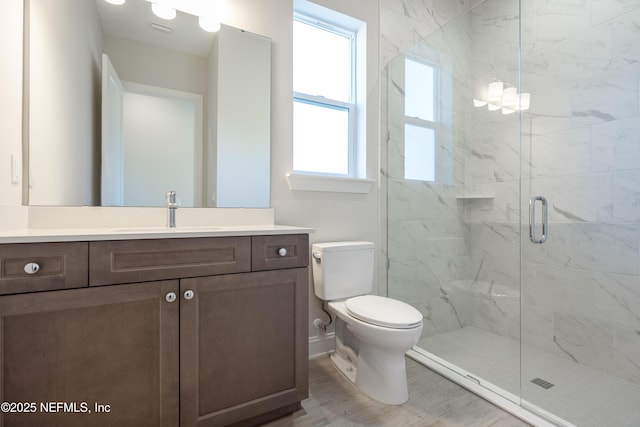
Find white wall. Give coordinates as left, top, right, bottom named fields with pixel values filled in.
left=28, top=0, right=102, bottom=206
left=0, top=0, right=23, bottom=206
left=122, top=92, right=197, bottom=207
left=103, top=35, right=208, bottom=96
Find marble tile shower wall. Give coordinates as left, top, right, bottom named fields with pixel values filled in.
left=465, top=0, right=520, bottom=308
left=383, top=0, right=640, bottom=385
left=519, top=0, right=640, bottom=385
left=385, top=8, right=474, bottom=338
left=384, top=0, right=523, bottom=340
left=380, top=0, right=485, bottom=300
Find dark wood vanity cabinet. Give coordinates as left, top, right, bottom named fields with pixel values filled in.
left=0, top=242, right=89, bottom=295
left=0, top=280, right=180, bottom=427
left=0, top=234, right=309, bottom=427
left=181, top=268, right=308, bottom=427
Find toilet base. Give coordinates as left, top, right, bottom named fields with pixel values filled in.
left=330, top=344, right=410, bottom=405
left=329, top=316, right=412, bottom=405
left=330, top=351, right=356, bottom=384
left=354, top=344, right=409, bottom=405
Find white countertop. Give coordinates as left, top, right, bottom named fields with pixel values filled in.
left=0, top=224, right=314, bottom=244
left=0, top=206, right=313, bottom=243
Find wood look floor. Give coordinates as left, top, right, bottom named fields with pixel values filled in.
left=263, top=356, right=531, bottom=427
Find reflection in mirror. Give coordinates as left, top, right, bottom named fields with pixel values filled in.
left=101, top=56, right=204, bottom=207
left=26, top=0, right=271, bottom=208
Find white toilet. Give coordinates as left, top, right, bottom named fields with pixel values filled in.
left=312, top=241, right=423, bottom=405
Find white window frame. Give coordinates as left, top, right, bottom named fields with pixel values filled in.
left=292, top=13, right=357, bottom=178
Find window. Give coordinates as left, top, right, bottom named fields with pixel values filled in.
left=404, top=59, right=436, bottom=182
left=293, top=14, right=356, bottom=177
left=404, top=124, right=435, bottom=181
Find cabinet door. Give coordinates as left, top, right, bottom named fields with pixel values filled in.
left=0, top=281, right=179, bottom=427
left=180, top=269, right=308, bottom=427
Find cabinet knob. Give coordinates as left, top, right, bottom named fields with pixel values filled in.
left=165, top=292, right=177, bottom=303
left=278, top=247, right=288, bottom=257
left=24, top=263, right=40, bottom=274
left=184, top=290, right=195, bottom=300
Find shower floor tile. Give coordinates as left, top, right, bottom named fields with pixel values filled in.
left=419, top=326, right=640, bottom=427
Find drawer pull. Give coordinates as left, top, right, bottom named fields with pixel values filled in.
left=23, top=263, right=40, bottom=274
left=165, top=292, right=177, bottom=303
left=278, top=248, right=288, bottom=257
left=184, top=290, right=195, bottom=300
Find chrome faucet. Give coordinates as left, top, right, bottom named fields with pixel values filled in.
left=166, top=190, right=177, bottom=228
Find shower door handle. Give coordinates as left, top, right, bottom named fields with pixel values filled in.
left=529, top=196, right=548, bottom=244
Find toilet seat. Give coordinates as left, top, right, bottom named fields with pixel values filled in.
left=345, top=295, right=423, bottom=329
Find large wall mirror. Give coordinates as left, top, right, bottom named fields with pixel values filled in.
left=26, top=0, right=271, bottom=208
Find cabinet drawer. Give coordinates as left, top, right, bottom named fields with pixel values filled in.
left=0, top=242, right=88, bottom=295
left=90, top=237, right=251, bottom=286
left=252, top=234, right=309, bottom=271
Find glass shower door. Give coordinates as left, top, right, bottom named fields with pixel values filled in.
left=385, top=0, right=523, bottom=405
left=520, top=1, right=640, bottom=425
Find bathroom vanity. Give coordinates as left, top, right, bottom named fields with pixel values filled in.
left=0, top=227, right=310, bottom=427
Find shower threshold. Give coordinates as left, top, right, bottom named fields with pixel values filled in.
left=409, top=327, right=640, bottom=427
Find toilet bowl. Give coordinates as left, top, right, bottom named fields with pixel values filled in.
left=311, top=242, right=424, bottom=405
left=328, top=296, right=423, bottom=404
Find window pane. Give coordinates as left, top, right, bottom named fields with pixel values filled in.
left=405, top=59, right=435, bottom=121
left=293, top=20, right=352, bottom=103
left=404, top=124, right=435, bottom=181
left=294, top=100, right=350, bottom=175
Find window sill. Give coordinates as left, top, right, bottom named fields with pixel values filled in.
left=286, top=173, right=374, bottom=194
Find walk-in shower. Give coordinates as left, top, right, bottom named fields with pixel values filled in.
left=384, top=0, right=640, bottom=425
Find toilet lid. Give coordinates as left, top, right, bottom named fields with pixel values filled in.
left=345, top=295, right=423, bottom=329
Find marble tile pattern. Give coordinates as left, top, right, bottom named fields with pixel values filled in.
left=520, top=0, right=640, bottom=385
left=382, top=0, right=640, bottom=390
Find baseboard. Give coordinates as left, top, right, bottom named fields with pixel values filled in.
left=308, top=332, right=335, bottom=359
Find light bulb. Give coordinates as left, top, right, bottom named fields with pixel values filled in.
left=151, top=2, right=176, bottom=20
left=199, top=16, right=221, bottom=32
left=473, top=99, right=488, bottom=107
left=502, top=87, right=517, bottom=107
left=518, top=93, right=531, bottom=110
left=104, top=0, right=125, bottom=4
left=487, top=81, right=504, bottom=102
left=487, top=103, right=501, bottom=111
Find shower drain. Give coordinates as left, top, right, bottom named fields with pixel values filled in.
left=531, top=377, right=555, bottom=389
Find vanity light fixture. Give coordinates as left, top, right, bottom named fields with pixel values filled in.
left=199, top=16, right=221, bottom=32
left=473, top=80, right=531, bottom=113
left=487, top=81, right=504, bottom=102
left=151, top=2, right=176, bottom=20
left=518, top=93, right=531, bottom=110
left=501, top=86, right=517, bottom=115
left=104, top=0, right=126, bottom=4
left=145, top=0, right=227, bottom=32
left=501, top=87, right=517, bottom=108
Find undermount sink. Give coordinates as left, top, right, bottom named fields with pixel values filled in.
left=113, top=226, right=220, bottom=233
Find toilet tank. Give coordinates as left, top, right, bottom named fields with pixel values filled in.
left=312, top=241, right=374, bottom=301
